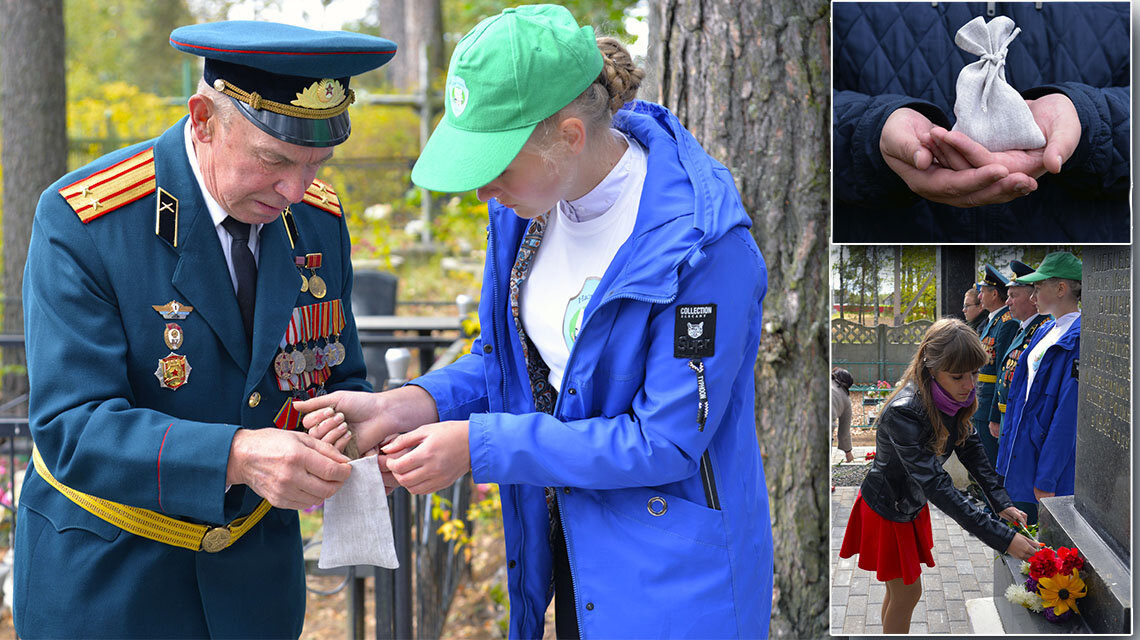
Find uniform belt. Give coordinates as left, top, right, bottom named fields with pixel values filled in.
left=31, top=446, right=270, bottom=553
left=998, top=402, right=1007, bottom=413
left=977, top=373, right=998, bottom=383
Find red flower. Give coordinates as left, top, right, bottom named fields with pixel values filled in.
left=1029, top=547, right=1061, bottom=580
left=1058, top=546, right=1085, bottom=574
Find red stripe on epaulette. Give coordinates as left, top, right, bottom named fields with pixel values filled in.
left=302, top=178, right=342, bottom=216
left=60, top=148, right=157, bottom=223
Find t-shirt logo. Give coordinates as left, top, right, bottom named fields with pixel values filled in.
left=448, top=76, right=469, bottom=117
left=563, top=277, right=600, bottom=349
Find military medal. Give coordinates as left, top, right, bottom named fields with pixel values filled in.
left=163, top=323, right=184, bottom=350
left=294, top=256, right=310, bottom=293
left=303, top=253, right=326, bottom=299
left=154, top=353, right=191, bottom=390
left=300, top=273, right=309, bottom=293
left=274, top=352, right=294, bottom=379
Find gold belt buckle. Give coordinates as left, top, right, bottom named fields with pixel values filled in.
left=201, top=526, right=232, bottom=553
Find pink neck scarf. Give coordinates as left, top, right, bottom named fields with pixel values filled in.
left=931, top=380, right=975, bottom=414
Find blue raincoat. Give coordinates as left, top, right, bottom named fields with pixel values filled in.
left=996, top=316, right=1080, bottom=502
left=413, top=101, right=773, bottom=638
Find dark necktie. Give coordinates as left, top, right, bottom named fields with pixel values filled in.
left=221, top=216, right=257, bottom=342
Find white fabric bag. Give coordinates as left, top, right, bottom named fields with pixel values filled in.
left=951, top=15, right=1045, bottom=151
left=318, top=455, right=399, bottom=569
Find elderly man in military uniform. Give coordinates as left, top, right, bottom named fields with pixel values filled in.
left=15, top=22, right=395, bottom=638
left=988, top=260, right=1049, bottom=441
left=962, top=286, right=987, bottom=334
left=972, top=264, right=1019, bottom=468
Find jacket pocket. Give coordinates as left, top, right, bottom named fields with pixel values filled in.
left=699, top=451, right=721, bottom=511
left=23, top=499, right=122, bottom=543
left=597, top=486, right=728, bottom=548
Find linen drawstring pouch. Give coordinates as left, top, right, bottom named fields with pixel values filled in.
left=318, top=455, right=399, bottom=569
left=951, top=15, right=1045, bottom=151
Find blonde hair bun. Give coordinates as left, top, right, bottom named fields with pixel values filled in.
left=597, top=36, right=644, bottom=114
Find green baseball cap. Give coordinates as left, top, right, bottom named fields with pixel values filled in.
left=411, top=4, right=604, bottom=193
left=1014, top=251, right=1083, bottom=283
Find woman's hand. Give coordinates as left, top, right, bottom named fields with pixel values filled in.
left=382, top=421, right=471, bottom=495
left=998, top=506, right=1028, bottom=529
left=295, top=385, right=440, bottom=454
left=1006, top=532, right=1042, bottom=561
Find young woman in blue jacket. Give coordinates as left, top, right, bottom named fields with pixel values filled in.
left=996, top=251, right=1082, bottom=525
left=297, top=5, right=773, bottom=637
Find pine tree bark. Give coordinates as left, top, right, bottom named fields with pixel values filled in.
left=377, top=0, right=444, bottom=92
left=0, top=0, right=67, bottom=400
left=649, top=1, right=830, bottom=637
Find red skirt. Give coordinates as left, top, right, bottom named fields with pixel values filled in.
left=839, top=492, right=935, bottom=585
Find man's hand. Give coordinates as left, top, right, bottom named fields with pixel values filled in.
left=989, top=421, right=1001, bottom=438
left=382, top=421, right=470, bottom=495
left=881, top=107, right=1033, bottom=207
left=1027, top=93, right=1081, bottom=175
left=226, top=428, right=351, bottom=510
left=295, top=385, right=439, bottom=454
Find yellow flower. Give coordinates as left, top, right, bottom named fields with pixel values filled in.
left=1037, top=569, right=1088, bottom=616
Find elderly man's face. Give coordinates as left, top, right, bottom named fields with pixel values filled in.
left=1006, top=285, right=1037, bottom=321
left=194, top=101, right=335, bottom=225
left=978, top=285, right=1003, bottom=311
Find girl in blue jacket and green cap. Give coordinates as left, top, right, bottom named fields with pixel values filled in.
left=997, top=251, right=1082, bottom=525
left=299, top=4, right=773, bottom=637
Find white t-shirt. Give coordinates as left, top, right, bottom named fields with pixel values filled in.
left=520, top=132, right=647, bottom=391
left=1024, top=311, right=1080, bottom=399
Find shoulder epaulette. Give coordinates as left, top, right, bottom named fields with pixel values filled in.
left=302, top=178, right=342, bottom=216
left=59, top=148, right=156, bottom=223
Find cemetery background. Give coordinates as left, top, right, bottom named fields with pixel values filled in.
left=0, top=0, right=835, bottom=638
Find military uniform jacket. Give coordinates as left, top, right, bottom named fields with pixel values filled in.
left=991, top=314, right=1050, bottom=425
left=974, top=306, right=1018, bottom=426
left=15, top=117, right=369, bottom=638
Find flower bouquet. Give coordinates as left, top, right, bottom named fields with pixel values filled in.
left=1005, top=545, right=1088, bottom=622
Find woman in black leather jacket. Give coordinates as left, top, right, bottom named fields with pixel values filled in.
left=839, top=318, right=1039, bottom=633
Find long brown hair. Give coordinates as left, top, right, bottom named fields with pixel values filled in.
left=878, top=318, right=988, bottom=454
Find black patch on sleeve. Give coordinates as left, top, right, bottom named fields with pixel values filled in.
left=674, top=304, right=716, bottom=358
left=1071, top=358, right=1079, bottom=379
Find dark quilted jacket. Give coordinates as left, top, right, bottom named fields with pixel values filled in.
left=833, top=2, right=1129, bottom=243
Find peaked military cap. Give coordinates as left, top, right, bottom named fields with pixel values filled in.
left=976, top=263, right=1010, bottom=297
left=1008, top=259, right=1035, bottom=287
left=170, top=21, right=397, bottom=147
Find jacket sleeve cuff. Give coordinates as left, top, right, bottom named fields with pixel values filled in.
left=158, top=420, right=240, bottom=522
left=467, top=412, right=495, bottom=483
left=408, top=352, right=488, bottom=421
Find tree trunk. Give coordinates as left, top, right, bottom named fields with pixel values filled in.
left=0, top=0, right=67, bottom=401
left=650, top=1, right=830, bottom=637
left=377, top=0, right=443, bottom=93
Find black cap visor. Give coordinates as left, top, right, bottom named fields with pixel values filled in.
left=232, top=97, right=350, bottom=147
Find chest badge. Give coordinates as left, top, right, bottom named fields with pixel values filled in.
left=154, top=353, right=192, bottom=390
left=163, top=323, right=184, bottom=350
left=152, top=300, right=194, bottom=320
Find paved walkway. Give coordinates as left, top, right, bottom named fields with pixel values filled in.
left=830, top=484, right=998, bottom=634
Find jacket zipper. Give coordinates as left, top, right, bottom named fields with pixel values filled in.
left=552, top=289, right=677, bottom=634
left=699, top=451, right=721, bottom=510
left=487, top=220, right=530, bottom=629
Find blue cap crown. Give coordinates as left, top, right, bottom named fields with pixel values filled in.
left=170, top=21, right=397, bottom=147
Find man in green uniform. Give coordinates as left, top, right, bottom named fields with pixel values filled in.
left=973, top=264, right=1019, bottom=467
left=16, top=21, right=395, bottom=638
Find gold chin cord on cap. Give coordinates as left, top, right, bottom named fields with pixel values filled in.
left=212, top=77, right=356, bottom=120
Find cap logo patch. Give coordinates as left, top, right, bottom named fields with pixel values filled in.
left=448, top=76, right=469, bottom=117
left=292, top=79, right=346, bottom=109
